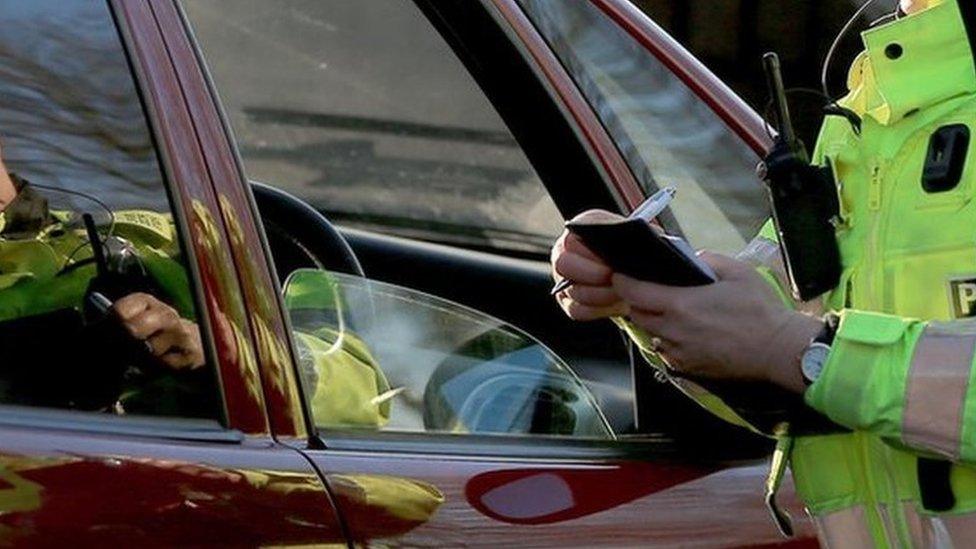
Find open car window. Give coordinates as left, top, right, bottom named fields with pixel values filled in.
left=284, top=269, right=613, bottom=440
left=183, top=0, right=563, bottom=256
left=0, top=0, right=218, bottom=421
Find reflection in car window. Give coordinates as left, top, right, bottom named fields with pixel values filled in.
left=184, top=0, right=562, bottom=256
left=0, top=0, right=217, bottom=420
left=520, top=0, right=768, bottom=254
left=284, top=270, right=613, bottom=440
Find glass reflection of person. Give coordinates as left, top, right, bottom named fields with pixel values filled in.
left=0, top=144, right=208, bottom=415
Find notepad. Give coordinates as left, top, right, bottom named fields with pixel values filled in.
left=565, top=200, right=716, bottom=287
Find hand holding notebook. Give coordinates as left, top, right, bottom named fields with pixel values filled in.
left=552, top=187, right=715, bottom=295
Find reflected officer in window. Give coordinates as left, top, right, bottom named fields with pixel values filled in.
left=0, top=143, right=211, bottom=416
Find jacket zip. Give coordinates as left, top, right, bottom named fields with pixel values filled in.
left=866, top=160, right=885, bottom=311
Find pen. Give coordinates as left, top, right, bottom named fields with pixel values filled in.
left=550, top=186, right=676, bottom=296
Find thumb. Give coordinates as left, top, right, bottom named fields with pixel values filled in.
left=568, top=209, right=626, bottom=225
left=697, top=250, right=748, bottom=279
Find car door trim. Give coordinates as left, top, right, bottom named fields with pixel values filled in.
left=488, top=0, right=645, bottom=210
left=589, top=0, right=772, bottom=157
left=111, top=0, right=272, bottom=434
left=0, top=405, right=244, bottom=443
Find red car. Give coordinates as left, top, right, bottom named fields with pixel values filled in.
left=0, top=0, right=818, bottom=546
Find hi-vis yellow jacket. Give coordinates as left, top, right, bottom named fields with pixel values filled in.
left=748, top=1, right=976, bottom=545
left=626, top=0, right=976, bottom=546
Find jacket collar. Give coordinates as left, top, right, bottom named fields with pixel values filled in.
left=0, top=174, right=53, bottom=238
left=845, top=0, right=976, bottom=125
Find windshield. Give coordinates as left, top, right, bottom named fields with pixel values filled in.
left=184, top=0, right=562, bottom=256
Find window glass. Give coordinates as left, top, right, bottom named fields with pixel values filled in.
left=284, top=269, right=613, bottom=439
left=520, top=0, right=769, bottom=254
left=184, top=0, right=562, bottom=256
left=0, top=0, right=217, bottom=420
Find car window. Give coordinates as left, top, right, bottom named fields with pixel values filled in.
left=0, top=0, right=218, bottom=421
left=284, top=269, right=613, bottom=440
left=183, top=0, right=562, bottom=256
left=519, top=0, right=769, bottom=254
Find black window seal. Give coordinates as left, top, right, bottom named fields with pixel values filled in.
left=0, top=404, right=244, bottom=444
left=313, top=430, right=770, bottom=463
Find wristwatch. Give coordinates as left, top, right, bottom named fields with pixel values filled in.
left=800, top=313, right=839, bottom=386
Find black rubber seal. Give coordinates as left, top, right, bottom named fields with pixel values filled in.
left=958, top=0, right=976, bottom=78
left=918, top=458, right=955, bottom=512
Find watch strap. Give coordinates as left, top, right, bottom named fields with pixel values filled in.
left=814, top=312, right=839, bottom=346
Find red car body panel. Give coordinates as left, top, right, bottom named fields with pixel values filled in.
left=151, top=0, right=310, bottom=440
left=0, top=0, right=818, bottom=546
left=306, top=449, right=814, bottom=547
left=117, top=0, right=270, bottom=435
left=0, top=424, right=345, bottom=546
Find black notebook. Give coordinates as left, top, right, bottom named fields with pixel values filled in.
left=565, top=213, right=716, bottom=287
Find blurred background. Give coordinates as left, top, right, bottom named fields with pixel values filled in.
left=636, top=0, right=899, bottom=145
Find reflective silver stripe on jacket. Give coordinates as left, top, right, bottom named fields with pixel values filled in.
left=814, top=503, right=960, bottom=548
left=941, top=512, right=976, bottom=545
left=903, top=321, right=976, bottom=459
left=813, top=506, right=876, bottom=548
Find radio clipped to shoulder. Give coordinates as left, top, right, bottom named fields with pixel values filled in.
left=759, top=53, right=842, bottom=302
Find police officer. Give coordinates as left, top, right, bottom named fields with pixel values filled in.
left=0, top=144, right=206, bottom=412
left=553, top=0, right=976, bottom=545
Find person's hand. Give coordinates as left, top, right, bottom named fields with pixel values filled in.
left=612, top=252, right=821, bottom=394
left=0, top=141, right=17, bottom=212
left=551, top=210, right=629, bottom=321
left=900, top=0, right=938, bottom=15
left=114, top=293, right=205, bottom=370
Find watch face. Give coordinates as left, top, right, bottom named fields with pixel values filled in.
left=801, top=342, right=832, bottom=384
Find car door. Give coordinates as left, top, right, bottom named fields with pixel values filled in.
left=181, top=0, right=818, bottom=546
left=179, top=0, right=760, bottom=444
left=0, top=1, right=344, bottom=545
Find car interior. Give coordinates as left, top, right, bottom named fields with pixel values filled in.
left=188, top=0, right=775, bottom=457
left=253, top=180, right=773, bottom=457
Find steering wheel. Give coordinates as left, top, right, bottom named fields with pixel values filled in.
left=250, top=181, right=365, bottom=281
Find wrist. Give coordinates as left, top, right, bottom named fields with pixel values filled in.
left=763, top=311, right=823, bottom=394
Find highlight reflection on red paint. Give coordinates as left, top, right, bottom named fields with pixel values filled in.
left=466, top=462, right=713, bottom=525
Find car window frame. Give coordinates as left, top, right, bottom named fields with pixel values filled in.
left=277, top=0, right=693, bottom=457
left=173, top=0, right=647, bottom=454
left=178, top=0, right=773, bottom=461
left=0, top=0, right=240, bottom=437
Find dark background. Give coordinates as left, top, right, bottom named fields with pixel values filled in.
left=635, top=0, right=899, bottom=145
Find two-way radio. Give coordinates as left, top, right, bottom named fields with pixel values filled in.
left=760, top=53, right=842, bottom=302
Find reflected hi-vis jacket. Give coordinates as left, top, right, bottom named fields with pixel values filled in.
left=744, top=1, right=976, bottom=546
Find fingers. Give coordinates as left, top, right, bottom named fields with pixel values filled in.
left=146, top=328, right=183, bottom=360
left=119, top=302, right=180, bottom=340
left=113, top=292, right=154, bottom=321
left=557, top=295, right=629, bottom=321
left=565, top=283, right=620, bottom=307
left=155, top=320, right=205, bottom=370
left=697, top=250, right=750, bottom=279
left=113, top=293, right=205, bottom=370
left=551, top=223, right=613, bottom=286
left=561, top=231, right=603, bottom=263
left=611, top=273, right=680, bottom=314
left=568, top=208, right=626, bottom=226
left=552, top=249, right=612, bottom=287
